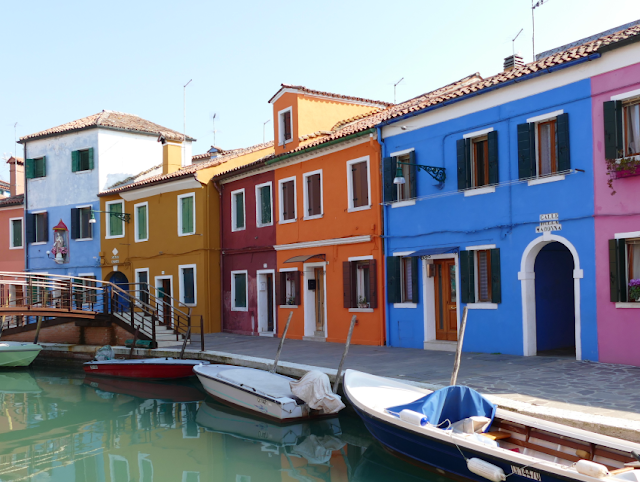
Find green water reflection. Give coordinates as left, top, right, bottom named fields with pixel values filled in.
left=0, top=368, right=447, bottom=482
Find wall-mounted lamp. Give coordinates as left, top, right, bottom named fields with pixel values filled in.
left=393, top=162, right=446, bottom=185
left=89, top=210, right=131, bottom=224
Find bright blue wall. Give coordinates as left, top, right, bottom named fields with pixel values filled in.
left=382, top=79, right=598, bottom=360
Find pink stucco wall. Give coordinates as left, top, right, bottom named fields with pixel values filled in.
left=0, top=205, right=24, bottom=272
left=592, top=62, right=640, bottom=366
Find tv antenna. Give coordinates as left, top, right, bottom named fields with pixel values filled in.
left=394, top=77, right=404, bottom=104
left=263, top=119, right=270, bottom=144
left=212, top=113, right=217, bottom=146
left=513, top=28, right=523, bottom=58
left=183, top=79, right=192, bottom=166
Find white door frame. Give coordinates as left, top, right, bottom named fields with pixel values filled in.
left=256, top=269, right=276, bottom=335
left=303, top=261, right=327, bottom=338
left=423, top=254, right=460, bottom=351
left=154, top=275, right=174, bottom=325
left=518, top=232, right=583, bottom=359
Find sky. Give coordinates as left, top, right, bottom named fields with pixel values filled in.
left=1, top=0, right=640, bottom=182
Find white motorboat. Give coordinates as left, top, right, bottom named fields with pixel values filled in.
left=344, top=369, right=640, bottom=482
left=0, top=341, right=42, bottom=367
left=193, top=364, right=344, bottom=422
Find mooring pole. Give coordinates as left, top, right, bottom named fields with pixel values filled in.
left=270, top=311, right=293, bottom=374
left=450, top=306, right=469, bottom=386
left=333, top=315, right=357, bottom=394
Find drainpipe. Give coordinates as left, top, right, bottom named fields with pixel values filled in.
left=23, top=142, right=28, bottom=272
left=214, top=180, right=224, bottom=333
left=376, top=126, right=390, bottom=346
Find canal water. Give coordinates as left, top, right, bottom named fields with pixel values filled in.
left=0, top=367, right=449, bottom=482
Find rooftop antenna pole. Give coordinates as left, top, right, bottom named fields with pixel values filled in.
left=531, top=0, right=547, bottom=62
left=14, top=122, right=18, bottom=158
left=513, top=28, right=523, bottom=58
left=183, top=79, right=192, bottom=166
left=393, top=77, right=404, bottom=104
left=263, top=119, right=270, bottom=144
left=212, top=113, right=217, bottom=146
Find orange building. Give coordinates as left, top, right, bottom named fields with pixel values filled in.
left=216, top=85, right=391, bottom=345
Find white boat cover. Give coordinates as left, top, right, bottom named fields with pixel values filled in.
left=291, top=435, right=345, bottom=464
left=218, top=368, right=296, bottom=399
left=290, top=371, right=345, bottom=414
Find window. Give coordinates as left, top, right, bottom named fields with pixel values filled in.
left=342, top=259, right=377, bottom=309
left=303, top=170, right=322, bottom=219
left=460, top=248, right=501, bottom=304
left=279, top=107, right=293, bottom=145
left=25, top=157, right=46, bottom=179
left=9, top=218, right=22, bottom=249
left=135, top=202, right=148, bottom=242
left=136, top=269, right=150, bottom=306
left=71, top=148, right=94, bottom=172
left=518, top=113, right=569, bottom=179
left=71, top=207, right=92, bottom=240
left=105, top=201, right=124, bottom=238
left=604, top=98, right=640, bottom=159
left=457, top=130, right=498, bottom=190
left=347, top=157, right=371, bottom=211
left=76, top=275, right=97, bottom=305
left=180, top=264, right=197, bottom=306
left=27, top=212, right=48, bottom=244
left=231, top=271, right=248, bottom=311
left=255, top=182, right=273, bottom=227
left=178, top=193, right=195, bottom=236
left=279, top=177, right=296, bottom=223
left=278, top=270, right=300, bottom=306
left=609, top=237, right=640, bottom=303
left=231, top=189, right=245, bottom=231
left=383, top=151, right=417, bottom=203
left=386, top=256, right=418, bottom=304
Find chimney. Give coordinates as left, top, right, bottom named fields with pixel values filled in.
left=7, top=157, right=24, bottom=196
left=504, top=54, right=524, bottom=72
left=158, top=136, right=183, bottom=174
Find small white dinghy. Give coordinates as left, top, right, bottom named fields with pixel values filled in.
left=193, top=365, right=344, bottom=422
left=0, top=341, right=42, bottom=367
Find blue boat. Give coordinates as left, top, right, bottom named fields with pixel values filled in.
left=344, top=370, right=640, bottom=482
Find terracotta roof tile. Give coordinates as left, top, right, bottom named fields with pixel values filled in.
left=269, top=84, right=393, bottom=107
left=0, top=180, right=9, bottom=190
left=0, top=194, right=24, bottom=207
left=20, top=110, right=194, bottom=143
left=6, top=157, right=23, bottom=165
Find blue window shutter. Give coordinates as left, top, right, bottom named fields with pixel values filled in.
left=488, top=130, right=499, bottom=185
left=556, top=113, right=570, bottom=172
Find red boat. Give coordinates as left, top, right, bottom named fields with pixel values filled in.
left=83, top=358, right=210, bottom=380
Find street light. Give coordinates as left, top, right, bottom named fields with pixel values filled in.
left=88, top=210, right=131, bottom=224
left=392, top=161, right=447, bottom=186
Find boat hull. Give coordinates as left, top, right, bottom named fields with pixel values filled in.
left=83, top=359, right=208, bottom=380
left=0, top=343, right=42, bottom=367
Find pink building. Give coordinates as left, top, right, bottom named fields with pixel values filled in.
left=592, top=61, right=640, bottom=366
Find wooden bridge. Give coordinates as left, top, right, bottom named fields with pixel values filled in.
left=0, top=272, right=203, bottom=349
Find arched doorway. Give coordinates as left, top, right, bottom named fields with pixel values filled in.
left=534, top=243, right=575, bottom=356
left=107, top=271, right=130, bottom=311
left=518, top=233, right=583, bottom=359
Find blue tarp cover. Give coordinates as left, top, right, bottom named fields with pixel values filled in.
left=386, top=385, right=496, bottom=430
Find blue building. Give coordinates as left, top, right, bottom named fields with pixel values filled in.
left=19, top=110, right=193, bottom=292
left=378, top=46, right=612, bottom=361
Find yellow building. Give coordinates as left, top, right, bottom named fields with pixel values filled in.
left=98, top=137, right=274, bottom=338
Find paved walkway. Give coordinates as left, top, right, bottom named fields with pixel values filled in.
left=177, top=333, right=640, bottom=427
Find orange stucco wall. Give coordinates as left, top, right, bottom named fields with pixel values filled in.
left=274, top=136, right=385, bottom=345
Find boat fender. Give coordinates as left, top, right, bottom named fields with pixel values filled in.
left=576, top=460, right=609, bottom=478
left=399, top=409, right=429, bottom=427
left=467, top=458, right=506, bottom=482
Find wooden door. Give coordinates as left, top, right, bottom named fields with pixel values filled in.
left=159, top=279, right=172, bottom=326
left=434, top=259, right=458, bottom=341
left=266, top=274, right=274, bottom=332
left=314, top=268, right=325, bottom=335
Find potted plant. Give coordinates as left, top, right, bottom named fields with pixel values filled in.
left=357, top=296, right=369, bottom=309
left=286, top=296, right=296, bottom=305
left=605, top=156, right=640, bottom=195
left=629, top=279, right=640, bottom=302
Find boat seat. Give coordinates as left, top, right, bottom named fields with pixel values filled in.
left=481, top=431, right=512, bottom=441
left=218, top=368, right=296, bottom=400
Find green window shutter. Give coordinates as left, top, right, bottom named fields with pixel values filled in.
left=386, top=256, right=401, bottom=304
left=490, top=248, right=501, bottom=304
left=71, top=151, right=79, bottom=172
left=411, top=256, right=419, bottom=303
left=25, top=159, right=35, bottom=179
left=12, top=220, right=22, bottom=247
left=109, top=203, right=123, bottom=236
left=609, top=239, right=627, bottom=302
left=459, top=251, right=475, bottom=303
left=488, top=130, right=499, bottom=185
left=235, top=274, right=246, bottom=308
left=409, top=150, right=418, bottom=199
left=603, top=101, right=623, bottom=160
left=517, top=122, right=536, bottom=179
left=556, top=113, right=571, bottom=172
left=261, top=186, right=271, bottom=224
left=383, top=157, right=398, bottom=203
left=137, top=205, right=147, bottom=240
left=456, top=138, right=471, bottom=190
left=39, top=157, right=46, bottom=178
left=88, top=148, right=95, bottom=170
left=70, top=208, right=79, bottom=240
left=235, top=192, right=244, bottom=229
left=181, top=196, right=194, bottom=234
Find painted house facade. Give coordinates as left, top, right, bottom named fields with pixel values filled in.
left=592, top=50, right=640, bottom=366
left=19, top=110, right=192, bottom=293
left=380, top=24, right=640, bottom=361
